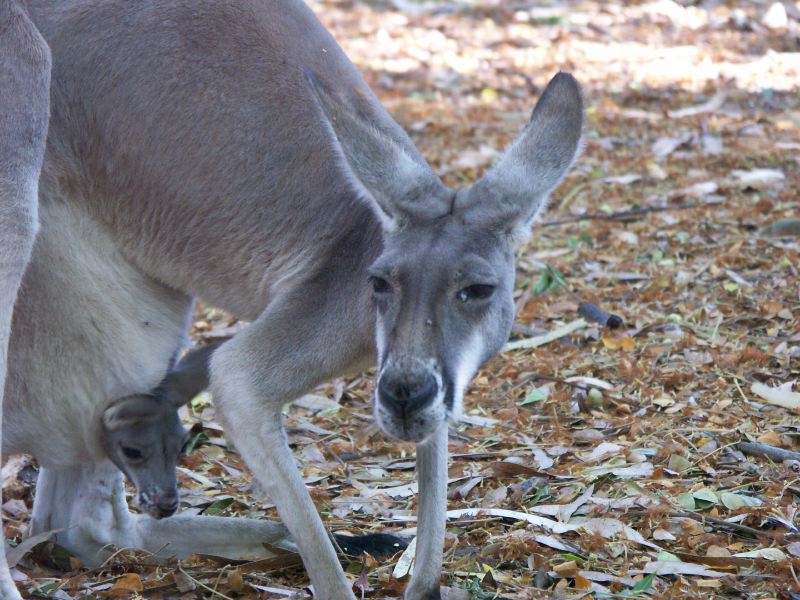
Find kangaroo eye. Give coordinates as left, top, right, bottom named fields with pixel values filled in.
left=457, top=284, right=495, bottom=303
left=122, top=446, right=144, bottom=461
left=369, top=276, right=392, bottom=294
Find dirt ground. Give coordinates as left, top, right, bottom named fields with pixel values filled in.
left=5, top=0, right=799, bottom=598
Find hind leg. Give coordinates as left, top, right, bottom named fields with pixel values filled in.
left=0, top=1, right=50, bottom=597
left=30, top=461, right=298, bottom=566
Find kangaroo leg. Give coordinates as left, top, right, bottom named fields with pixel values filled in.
left=31, top=462, right=297, bottom=566
left=0, top=1, right=50, bottom=597
left=210, top=285, right=374, bottom=600
left=132, top=514, right=296, bottom=560
left=30, top=463, right=136, bottom=565
left=404, top=423, right=449, bottom=600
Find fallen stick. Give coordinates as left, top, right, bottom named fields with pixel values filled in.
left=738, top=442, right=800, bottom=463
left=503, top=318, right=587, bottom=352
left=537, top=202, right=715, bottom=227
left=669, top=512, right=774, bottom=540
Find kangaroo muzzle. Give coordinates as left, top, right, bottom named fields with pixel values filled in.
left=374, top=360, right=446, bottom=442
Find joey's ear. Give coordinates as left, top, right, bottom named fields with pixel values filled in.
left=103, top=395, right=162, bottom=431
left=162, top=342, right=219, bottom=407
left=304, top=69, right=452, bottom=229
left=460, top=72, right=583, bottom=243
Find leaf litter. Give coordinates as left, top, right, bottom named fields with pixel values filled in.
left=4, top=0, right=800, bottom=598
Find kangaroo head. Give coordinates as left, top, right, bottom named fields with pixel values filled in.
left=102, top=394, right=188, bottom=519
left=309, top=72, right=583, bottom=442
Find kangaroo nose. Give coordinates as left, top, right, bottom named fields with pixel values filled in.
left=155, top=493, right=179, bottom=518
left=378, top=371, right=438, bottom=416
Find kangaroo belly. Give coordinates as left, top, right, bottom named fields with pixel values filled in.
left=3, top=200, right=193, bottom=467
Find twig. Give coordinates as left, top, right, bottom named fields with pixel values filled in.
left=537, top=202, right=715, bottom=227
left=503, top=318, right=587, bottom=352
left=738, top=442, right=800, bottom=463
left=669, top=511, right=774, bottom=540
left=178, top=564, right=235, bottom=600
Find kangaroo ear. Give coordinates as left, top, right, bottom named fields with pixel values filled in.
left=162, top=342, right=220, bottom=407
left=103, top=395, right=162, bottom=431
left=304, top=69, right=453, bottom=230
left=460, top=72, right=583, bottom=244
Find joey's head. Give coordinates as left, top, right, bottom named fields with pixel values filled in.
left=308, top=71, right=583, bottom=442
left=102, top=395, right=188, bottom=519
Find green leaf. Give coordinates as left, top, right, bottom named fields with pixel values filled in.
left=657, top=551, right=681, bottom=562
left=676, top=492, right=696, bottom=510
left=183, top=431, right=207, bottom=455
left=619, top=572, right=656, bottom=597
left=690, top=488, right=719, bottom=509
left=720, top=491, right=747, bottom=510
left=631, top=572, right=656, bottom=591
left=667, top=454, right=692, bottom=473
left=532, top=265, right=566, bottom=295
left=316, top=406, right=341, bottom=418
left=559, top=553, right=584, bottom=564
left=693, top=488, right=719, bottom=504
left=202, top=497, right=236, bottom=516
left=720, top=491, right=762, bottom=509
left=521, top=387, right=547, bottom=406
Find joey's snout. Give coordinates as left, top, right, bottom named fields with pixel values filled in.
left=139, top=488, right=179, bottom=519
left=374, top=362, right=446, bottom=442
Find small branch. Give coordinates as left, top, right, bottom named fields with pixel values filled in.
left=178, top=565, right=235, bottom=600
left=738, top=442, right=800, bottom=463
left=669, top=511, right=774, bottom=540
left=537, top=202, right=715, bottom=228
left=503, top=318, right=587, bottom=352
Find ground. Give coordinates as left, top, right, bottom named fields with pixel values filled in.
left=4, top=0, right=799, bottom=598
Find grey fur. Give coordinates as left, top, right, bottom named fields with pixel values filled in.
left=4, top=1, right=582, bottom=598
left=0, top=1, right=50, bottom=598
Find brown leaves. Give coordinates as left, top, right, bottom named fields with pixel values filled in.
left=6, top=1, right=800, bottom=599
left=600, top=334, right=636, bottom=352
left=107, top=573, right=143, bottom=596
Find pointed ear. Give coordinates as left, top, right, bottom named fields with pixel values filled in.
left=460, top=72, right=583, bottom=243
left=103, top=395, right=162, bottom=431
left=162, top=342, right=219, bottom=407
left=304, top=69, right=452, bottom=229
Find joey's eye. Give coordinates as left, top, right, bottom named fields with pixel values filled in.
left=370, top=276, right=392, bottom=294
left=457, top=284, right=495, bottom=303
left=122, top=446, right=143, bottom=461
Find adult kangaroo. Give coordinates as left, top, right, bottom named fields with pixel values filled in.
left=14, top=0, right=583, bottom=597
left=0, top=1, right=50, bottom=597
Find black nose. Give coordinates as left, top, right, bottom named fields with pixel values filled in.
left=151, top=493, right=179, bottom=519
left=378, top=371, right=438, bottom=416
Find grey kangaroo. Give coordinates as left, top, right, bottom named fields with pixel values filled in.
left=0, top=1, right=49, bottom=596
left=5, top=1, right=582, bottom=598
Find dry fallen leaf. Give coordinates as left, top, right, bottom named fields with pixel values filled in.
left=601, top=335, right=635, bottom=351
left=751, top=381, right=800, bottom=411
left=108, top=573, right=144, bottom=596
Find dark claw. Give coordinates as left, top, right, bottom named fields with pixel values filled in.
left=333, top=532, right=408, bottom=559
left=578, top=302, right=623, bottom=329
